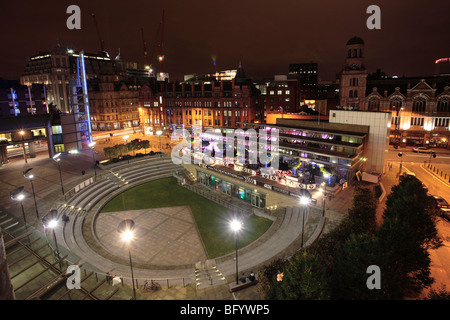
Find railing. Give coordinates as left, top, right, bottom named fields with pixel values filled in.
left=178, top=181, right=254, bottom=217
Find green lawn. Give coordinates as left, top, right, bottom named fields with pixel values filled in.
left=101, top=177, right=272, bottom=258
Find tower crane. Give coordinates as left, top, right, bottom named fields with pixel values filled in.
left=149, top=9, right=165, bottom=77
left=92, top=13, right=105, bottom=53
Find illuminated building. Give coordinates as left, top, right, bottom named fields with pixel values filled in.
left=138, top=62, right=262, bottom=134
left=338, top=37, right=450, bottom=149
left=20, top=45, right=150, bottom=113
left=88, top=75, right=148, bottom=131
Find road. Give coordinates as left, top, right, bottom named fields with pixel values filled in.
left=385, top=147, right=450, bottom=296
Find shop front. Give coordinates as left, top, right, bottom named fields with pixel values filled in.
left=196, top=169, right=266, bottom=208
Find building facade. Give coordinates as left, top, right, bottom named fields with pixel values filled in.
left=20, top=45, right=150, bottom=113
left=138, top=63, right=263, bottom=134
left=338, top=37, right=450, bottom=148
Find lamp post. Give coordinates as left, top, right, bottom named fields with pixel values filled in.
left=11, top=187, right=26, bottom=223
left=88, top=142, right=97, bottom=178
left=230, top=219, right=242, bottom=285
left=53, top=153, right=64, bottom=195
left=118, top=219, right=136, bottom=300
left=47, top=210, right=60, bottom=258
left=300, top=196, right=310, bottom=248
left=123, top=135, right=129, bottom=163
left=428, top=151, right=436, bottom=168
left=156, top=130, right=163, bottom=157
left=322, top=173, right=329, bottom=217
left=20, top=130, right=27, bottom=164
left=397, top=152, right=403, bottom=180
left=23, top=168, right=39, bottom=219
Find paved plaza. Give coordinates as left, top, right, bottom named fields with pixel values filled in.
left=95, top=206, right=207, bottom=266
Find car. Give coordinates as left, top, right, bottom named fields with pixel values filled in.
left=439, top=208, right=450, bottom=220
left=412, top=147, right=433, bottom=153
left=429, top=194, right=449, bottom=209
left=421, top=182, right=428, bottom=192
left=399, top=171, right=416, bottom=181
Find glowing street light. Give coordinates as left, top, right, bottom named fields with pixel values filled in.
left=118, top=219, right=136, bottom=300
left=23, top=168, right=39, bottom=219
left=11, top=187, right=26, bottom=223
left=46, top=209, right=60, bottom=258
left=230, top=218, right=243, bottom=285
left=156, top=130, right=163, bottom=157
left=300, top=196, right=310, bottom=248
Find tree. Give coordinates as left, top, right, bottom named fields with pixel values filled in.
left=330, top=233, right=385, bottom=299
left=348, top=187, right=377, bottom=235
left=256, top=258, right=287, bottom=300
left=141, top=140, right=150, bottom=154
left=272, top=249, right=330, bottom=300
left=103, top=146, right=118, bottom=159
left=376, top=176, right=442, bottom=299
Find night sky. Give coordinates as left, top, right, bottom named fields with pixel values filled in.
left=0, top=0, right=449, bottom=82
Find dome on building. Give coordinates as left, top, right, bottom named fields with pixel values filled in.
left=346, top=36, right=364, bottom=45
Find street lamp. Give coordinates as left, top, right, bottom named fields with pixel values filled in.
left=230, top=218, right=243, bottom=285
left=53, top=153, right=64, bottom=195
left=19, top=130, right=28, bottom=164
left=10, top=186, right=26, bottom=223
left=123, top=135, right=130, bottom=163
left=156, top=130, right=163, bottom=157
left=428, top=151, right=436, bottom=168
left=118, top=219, right=136, bottom=300
left=88, top=142, right=97, bottom=178
left=397, top=152, right=403, bottom=179
left=46, top=209, right=60, bottom=258
left=23, top=168, right=39, bottom=219
left=300, top=196, right=310, bottom=248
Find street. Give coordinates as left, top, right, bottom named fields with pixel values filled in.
left=385, top=146, right=450, bottom=296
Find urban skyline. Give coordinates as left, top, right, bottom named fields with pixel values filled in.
left=1, top=0, right=449, bottom=81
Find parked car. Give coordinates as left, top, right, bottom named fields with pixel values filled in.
left=421, top=182, right=428, bottom=192
left=412, top=147, right=433, bottom=153
left=399, top=171, right=416, bottom=181
left=428, top=194, right=449, bottom=209
left=439, top=208, right=450, bottom=220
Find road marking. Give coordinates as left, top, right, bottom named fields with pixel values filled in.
left=420, top=165, right=450, bottom=188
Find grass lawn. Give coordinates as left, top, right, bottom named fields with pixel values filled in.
left=101, top=177, right=273, bottom=258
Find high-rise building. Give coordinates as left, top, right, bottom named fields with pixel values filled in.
left=288, top=62, right=318, bottom=87
left=20, top=45, right=151, bottom=113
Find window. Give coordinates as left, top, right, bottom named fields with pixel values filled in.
left=368, top=98, right=380, bottom=111
left=437, top=98, right=449, bottom=113
left=412, top=97, right=426, bottom=112
left=389, top=97, right=402, bottom=111
left=410, top=117, right=424, bottom=126
left=434, top=118, right=449, bottom=127
left=51, top=125, right=63, bottom=134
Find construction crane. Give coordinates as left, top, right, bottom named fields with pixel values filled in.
left=157, top=9, right=165, bottom=66
left=149, top=9, right=165, bottom=76
left=141, top=27, right=149, bottom=65
left=141, top=27, right=152, bottom=75
left=92, top=13, right=105, bottom=53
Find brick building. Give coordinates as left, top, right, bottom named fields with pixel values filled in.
left=88, top=74, right=146, bottom=131
left=138, top=63, right=263, bottom=134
